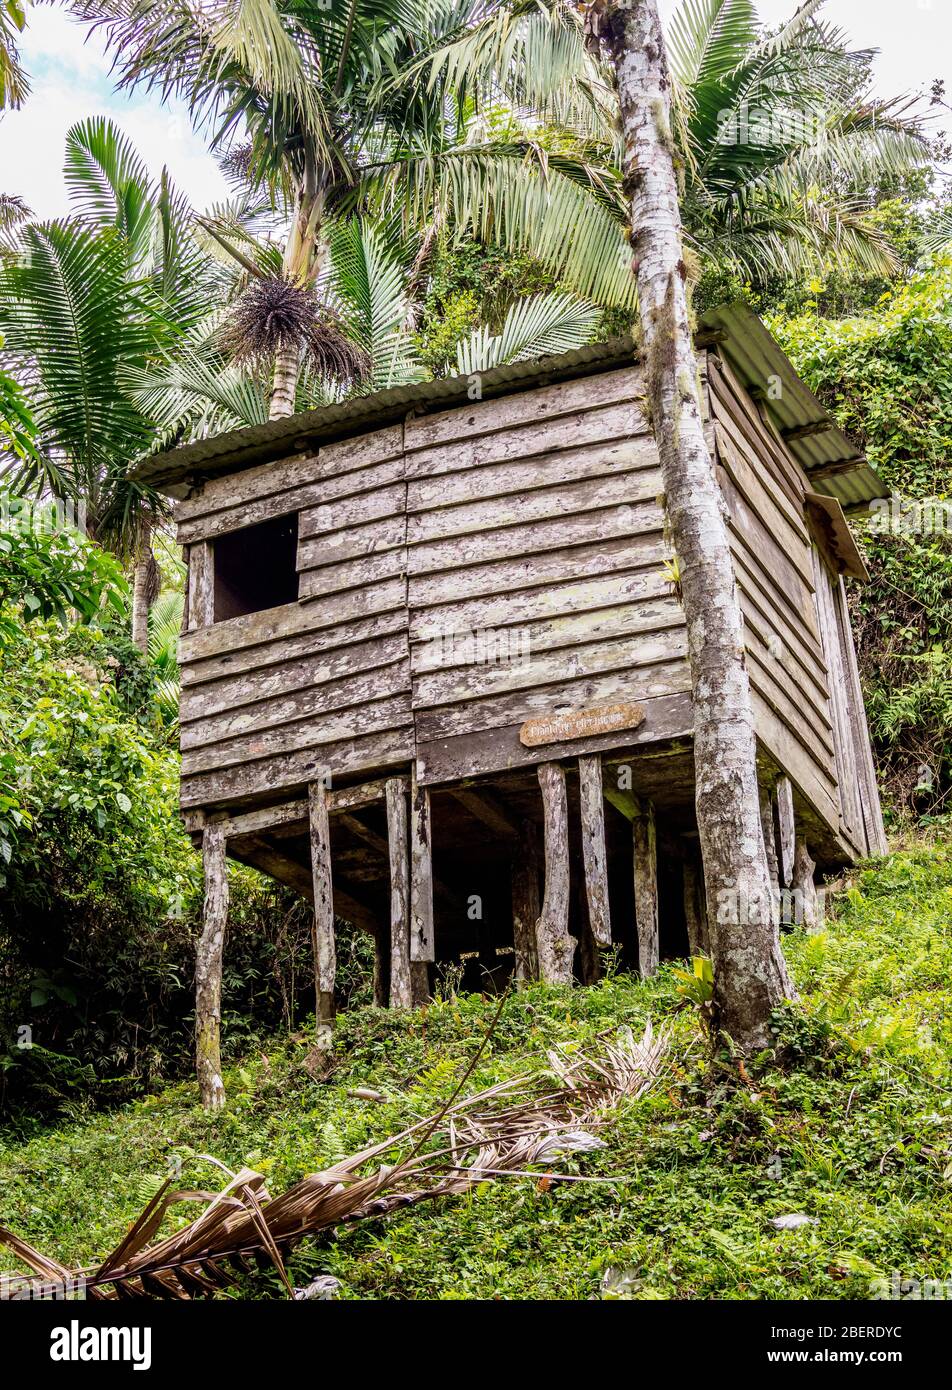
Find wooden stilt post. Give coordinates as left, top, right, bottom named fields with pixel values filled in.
left=196, top=822, right=228, bottom=1111
left=511, top=819, right=540, bottom=983
left=682, top=845, right=708, bottom=958
left=792, top=839, right=819, bottom=932
left=775, top=776, right=795, bottom=890
left=308, top=780, right=336, bottom=1048
left=386, top=777, right=412, bottom=1008
left=535, top=762, right=574, bottom=984
left=578, top=755, right=612, bottom=950
left=373, top=919, right=389, bottom=1007
left=409, top=766, right=433, bottom=1008
left=760, top=783, right=781, bottom=912
left=632, top=798, right=659, bottom=978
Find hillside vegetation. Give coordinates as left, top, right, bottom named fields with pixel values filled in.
left=2, top=841, right=950, bottom=1300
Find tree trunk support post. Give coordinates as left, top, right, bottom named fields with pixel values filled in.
left=578, top=754, right=612, bottom=951
left=535, top=762, right=574, bottom=984
left=196, top=822, right=228, bottom=1111
left=775, top=776, right=796, bottom=891
left=793, top=839, right=819, bottom=932
left=409, top=765, right=434, bottom=1006
left=632, top=798, right=659, bottom=977
left=596, top=0, right=795, bottom=1049
left=511, top=819, right=541, bottom=983
left=308, top=780, right=336, bottom=1048
left=386, top=777, right=413, bottom=1008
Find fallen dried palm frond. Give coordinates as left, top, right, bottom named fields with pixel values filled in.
left=0, top=1021, right=667, bottom=1301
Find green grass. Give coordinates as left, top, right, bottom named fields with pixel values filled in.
left=2, top=840, right=952, bottom=1300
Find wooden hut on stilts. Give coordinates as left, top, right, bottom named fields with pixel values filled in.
left=135, top=304, right=887, bottom=1108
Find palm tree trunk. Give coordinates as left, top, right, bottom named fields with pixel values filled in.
left=597, top=0, right=795, bottom=1051
left=269, top=339, right=301, bottom=420
left=269, top=153, right=328, bottom=420
left=131, top=518, right=153, bottom=655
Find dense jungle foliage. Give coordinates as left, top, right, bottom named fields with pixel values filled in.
left=0, top=0, right=950, bottom=1134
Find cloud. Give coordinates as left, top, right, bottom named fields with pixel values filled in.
left=0, top=9, right=230, bottom=220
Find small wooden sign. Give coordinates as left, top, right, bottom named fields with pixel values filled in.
left=519, top=701, right=646, bottom=748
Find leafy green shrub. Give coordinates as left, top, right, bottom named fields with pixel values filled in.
left=774, top=257, right=952, bottom=817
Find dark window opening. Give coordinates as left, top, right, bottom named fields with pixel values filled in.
left=213, top=513, right=299, bottom=622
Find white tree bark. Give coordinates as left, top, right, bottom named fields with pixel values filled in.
left=130, top=518, right=153, bottom=655
left=269, top=340, right=301, bottom=421
left=597, top=0, right=795, bottom=1049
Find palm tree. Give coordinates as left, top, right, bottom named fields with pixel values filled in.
left=411, top=0, right=928, bottom=288
left=596, top=0, right=794, bottom=1052
left=0, top=119, right=219, bottom=649
left=80, top=0, right=635, bottom=418
left=0, top=0, right=28, bottom=109
left=126, top=215, right=601, bottom=433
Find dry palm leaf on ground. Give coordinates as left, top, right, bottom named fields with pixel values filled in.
left=0, top=1020, right=667, bottom=1300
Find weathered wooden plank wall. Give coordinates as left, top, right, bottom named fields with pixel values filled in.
left=403, top=367, right=690, bottom=781
left=175, top=425, right=414, bottom=807
left=175, top=366, right=692, bottom=809
left=707, top=353, right=862, bottom=860
left=173, top=351, right=870, bottom=868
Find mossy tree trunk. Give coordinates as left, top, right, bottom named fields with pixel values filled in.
left=196, top=822, right=228, bottom=1110
left=596, top=0, right=795, bottom=1051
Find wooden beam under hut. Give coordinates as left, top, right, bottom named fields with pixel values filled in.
left=632, top=797, right=659, bottom=978
left=775, top=776, right=796, bottom=890
left=535, top=762, right=574, bottom=984
left=308, top=780, right=336, bottom=1048
left=409, top=766, right=433, bottom=1007
left=196, top=822, right=228, bottom=1111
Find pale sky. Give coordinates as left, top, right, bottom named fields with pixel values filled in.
left=1, top=2, right=949, bottom=221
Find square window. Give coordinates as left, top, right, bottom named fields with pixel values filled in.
left=213, top=514, right=299, bottom=622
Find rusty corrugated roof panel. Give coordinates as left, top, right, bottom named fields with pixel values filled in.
left=699, top=303, right=886, bottom=513
left=134, top=303, right=886, bottom=513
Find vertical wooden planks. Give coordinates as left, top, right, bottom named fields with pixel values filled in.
left=511, top=820, right=541, bottom=982
left=535, top=762, right=574, bottom=983
left=632, top=798, right=659, bottom=977
left=812, top=549, right=862, bottom=841
left=834, top=576, right=888, bottom=857
left=578, top=755, right=612, bottom=948
left=410, top=765, right=435, bottom=963
left=189, top=541, right=214, bottom=630
left=196, top=822, right=228, bottom=1110
left=308, top=780, right=336, bottom=1046
left=386, top=777, right=412, bottom=1008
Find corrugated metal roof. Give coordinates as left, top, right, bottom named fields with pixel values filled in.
left=700, top=303, right=885, bottom=512
left=133, top=337, right=638, bottom=495
left=135, top=302, right=886, bottom=512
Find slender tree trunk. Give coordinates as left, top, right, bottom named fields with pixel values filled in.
left=269, top=152, right=328, bottom=420
left=597, top=0, right=795, bottom=1050
left=269, top=339, right=301, bottom=420
left=196, top=823, right=228, bottom=1111
left=131, top=517, right=153, bottom=655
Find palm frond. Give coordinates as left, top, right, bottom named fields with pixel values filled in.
left=455, top=289, right=597, bottom=374
left=0, top=1023, right=668, bottom=1301
left=64, top=116, right=155, bottom=257
left=124, top=342, right=268, bottom=442
left=327, top=219, right=426, bottom=390
left=0, top=0, right=29, bottom=109
left=356, top=143, right=635, bottom=309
